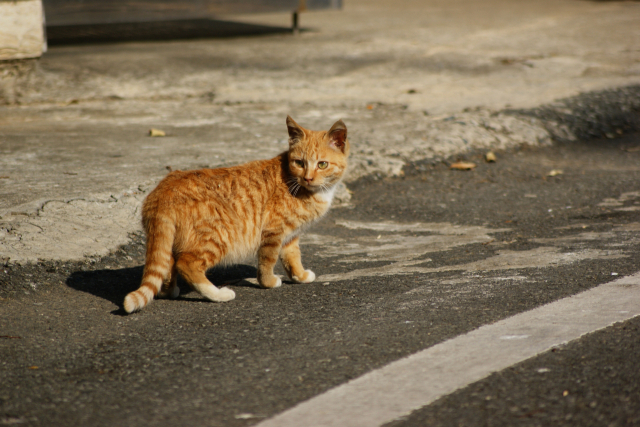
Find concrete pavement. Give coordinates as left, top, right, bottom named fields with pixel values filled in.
left=2, top=0, right=640, bottom=263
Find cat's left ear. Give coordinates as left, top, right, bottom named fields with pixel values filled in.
left=328, top=120, right=348, bottom=153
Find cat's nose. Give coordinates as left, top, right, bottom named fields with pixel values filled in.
left=304, top=177, right=314, bottom=184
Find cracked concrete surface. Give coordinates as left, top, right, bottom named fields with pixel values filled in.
left=310, top=220, right=634, bottom=282
left=1, top=0, right=640, bottom=264
left=0, top=101, right=559, bottom=263
left=0, top=192, right=145, bottom=263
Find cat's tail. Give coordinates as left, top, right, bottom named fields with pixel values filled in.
left=123, top=218, right=176, bottom=313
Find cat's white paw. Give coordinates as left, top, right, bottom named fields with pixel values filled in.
left=201, top=285, right=235, bottom=302
left=259, top=275, right=282, bottom=288
left=292, top=269, right=316, bottom=284
left=215, top=286, right=236, bottom=302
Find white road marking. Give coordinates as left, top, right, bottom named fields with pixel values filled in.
left=256, top=272, right=640, bottom=427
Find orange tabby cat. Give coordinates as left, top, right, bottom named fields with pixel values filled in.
left=124, top=116, right=349, bottom=313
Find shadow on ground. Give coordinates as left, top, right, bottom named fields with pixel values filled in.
left=65, top=262, right=259, bottom=312
left=66, top=265, right=143, bottom=309
left=46, top=19, right=298, bottom=45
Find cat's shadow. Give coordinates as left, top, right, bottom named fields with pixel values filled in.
left=66, top=263, right=259, bottom=315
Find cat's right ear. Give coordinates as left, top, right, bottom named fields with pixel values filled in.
left=286, top=116, right=305, bottom=146
left=328, top=119, right=347, bottom=153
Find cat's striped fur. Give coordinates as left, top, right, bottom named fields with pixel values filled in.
left=123, top=116, right=349, bottom=313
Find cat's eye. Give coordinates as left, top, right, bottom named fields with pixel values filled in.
left=317, top=161, right=329, bottom=170
left=292, top=159, right=304, bottom=168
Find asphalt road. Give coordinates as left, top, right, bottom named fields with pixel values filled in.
left=2, top=132, right=640, bottom=426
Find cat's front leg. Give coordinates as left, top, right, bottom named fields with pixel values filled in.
left=280, top=236, right=316, bottom=284
left=257, top=233, right=284, bottom=289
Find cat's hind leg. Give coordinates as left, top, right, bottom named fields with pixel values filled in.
left=157, top=257, right=180, bottom=299
left=257, top=234, right=285, bottom=288
left=280, top=236, right=315, bottom=284
left=175, top=253, right=235, bottom=302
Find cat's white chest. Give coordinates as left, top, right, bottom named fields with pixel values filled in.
left=283, top=185, right=336, bottom=246
left=317, top=184, right=337, bottom=205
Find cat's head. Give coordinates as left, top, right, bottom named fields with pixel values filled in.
left=286, top=116, right=349, bottom=193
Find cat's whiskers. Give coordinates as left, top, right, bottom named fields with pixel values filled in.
left=286, top=177, right=297, bottom=189
left=319, top=182, right=332, bottom=194
left=287, top=177, right=302, bottom=197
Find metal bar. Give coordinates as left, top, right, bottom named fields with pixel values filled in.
left=42, top=0, right=341, bottom=27
left=292, top=11, right=299, bottom=35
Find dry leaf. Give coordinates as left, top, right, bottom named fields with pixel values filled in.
left=485, top=151, right=497, bottom=162
left=450, top=161, right=477, bottom=170
left=547, top=169, right=563, bottom=177
left=149, top=128, right=166, bottom=137
left=235, top=413, right=263, bottom=420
